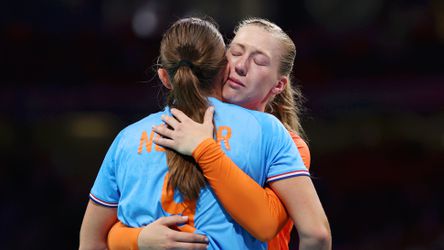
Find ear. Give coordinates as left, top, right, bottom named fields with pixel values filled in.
left=271, top=76, right=288, bottom=94
left=158, top=68, right=173, bottom=89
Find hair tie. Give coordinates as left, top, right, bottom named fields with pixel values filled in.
left=168, top=59, right=195, bottom=78
left=176, top=59, right=194, bottom=69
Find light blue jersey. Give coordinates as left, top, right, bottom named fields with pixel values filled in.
left=90, top=97, right=309, bottom=249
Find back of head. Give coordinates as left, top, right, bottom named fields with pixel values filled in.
left=159, top=17, right=227, bottom=201
left=235, top=18, right=305, bottom=137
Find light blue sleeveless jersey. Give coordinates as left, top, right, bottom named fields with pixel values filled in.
left=90, top=97, right=309, bottom=249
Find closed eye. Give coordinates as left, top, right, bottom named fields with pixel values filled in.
left=228, top=44, right=244, bottom=57
left=254, top=54, right=269, bottom=66
left=230, top=49, right=242, bottom=57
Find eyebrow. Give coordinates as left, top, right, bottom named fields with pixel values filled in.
left=230, top=42, right=271, bottom=59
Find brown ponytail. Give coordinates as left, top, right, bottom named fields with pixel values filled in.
left=159, top=17, right=226, bottom=201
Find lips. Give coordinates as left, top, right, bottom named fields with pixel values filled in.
left=227, top=77, right=245, bottom=88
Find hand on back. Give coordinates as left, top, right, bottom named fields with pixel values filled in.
left=153, top=107, right=215, bottom=156
left=138, top=215, right=208, bottom=250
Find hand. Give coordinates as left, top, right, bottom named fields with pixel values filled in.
left=153, top=107, right=215, bottom=156
left=138, top=215, right=209, bottom=250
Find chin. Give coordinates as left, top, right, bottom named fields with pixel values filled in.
left=221, top=91, right=234, bottom=102
left=222, top=95, right=237, bottom=105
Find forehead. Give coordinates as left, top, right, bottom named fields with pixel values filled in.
left=231, top=25, right=282, bottom=59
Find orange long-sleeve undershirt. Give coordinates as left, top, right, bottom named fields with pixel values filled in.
left=107, top=131, right=310, bottom=250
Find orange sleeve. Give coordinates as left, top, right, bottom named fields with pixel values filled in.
left=192, top=138, right=288, bottom=241
left=289, top=131, right=311, bottom=169
left=107, top=221, right=142, bottom=250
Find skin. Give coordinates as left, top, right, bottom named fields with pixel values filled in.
left=79, top=201, right=117, bottom=250
left=136, top=216, right=209, bottom=250
left=223, top=25, right=287, bottom=112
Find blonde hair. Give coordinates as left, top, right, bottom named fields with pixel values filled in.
left=234, top=18, right=305, bottom=137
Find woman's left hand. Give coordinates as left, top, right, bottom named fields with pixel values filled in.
left=152, top=107, right=215, bottom=155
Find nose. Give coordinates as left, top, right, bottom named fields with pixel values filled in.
left=234, top=56, right=247, bottom=76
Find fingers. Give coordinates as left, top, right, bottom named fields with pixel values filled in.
left=171, top=231, right=209, bottom=244
left=161, top=114, right=180, bottom=129
left=153, top=216, right=209, bottom=247
left=170, top=107, right=213, bottom=125
left=154, top=215, right=189, bottom=227
left=152, top=124, right=174, bottom=139
left=171, top=242, right=208, bottom=250
left=203, top=106, right=214, bottom=125
left=170, top=108, right=192, bottom=123
left=153, top=136, right=175, bottom=149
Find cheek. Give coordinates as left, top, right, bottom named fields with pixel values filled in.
left=251, top=75, right=276, bottom=97
left=226, top=54, right=236, bottom=67
left=222, top=65, right=230, bottom=82
left=250, top=70, right=270, bottom=89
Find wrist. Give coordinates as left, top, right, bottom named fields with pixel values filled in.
left=192, top=138, right=217, bottom=161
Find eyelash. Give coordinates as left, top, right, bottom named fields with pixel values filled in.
left=254, top=58, right=267, bottom=66
left=230, top=49, right=267, bottom=65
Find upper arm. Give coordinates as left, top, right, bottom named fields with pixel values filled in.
left=79, top=133, right=122, bottom=249
left=79, top=200, right=118, bottom=250
left=269, top=177, right=330, bottom=240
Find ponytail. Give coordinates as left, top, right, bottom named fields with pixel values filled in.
left=165, top=64, right=208, bottom=201
left=159, top=17, right=226, bottom=201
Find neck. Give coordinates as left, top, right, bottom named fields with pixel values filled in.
left=246, top=95, right=269, bottom=112
left=244, top=102, right=266, bottom=112
left=254, top=91, right=275, bottom=112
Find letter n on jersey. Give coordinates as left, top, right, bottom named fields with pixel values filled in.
left=138, top=130, right=165, bottom=154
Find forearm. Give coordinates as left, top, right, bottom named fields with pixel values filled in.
left=192, top=138, right=288, bottom=241
left=270, top=177, right=331, bottom=250
left=299, top=233, right=332, bottom=250
left=297, top=213, right=332, bottom=250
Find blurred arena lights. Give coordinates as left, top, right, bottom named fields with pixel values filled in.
left=132, top=5, right=158, bottom=38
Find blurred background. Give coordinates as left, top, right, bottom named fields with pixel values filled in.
left=1, top=0, right=444, bottom=249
